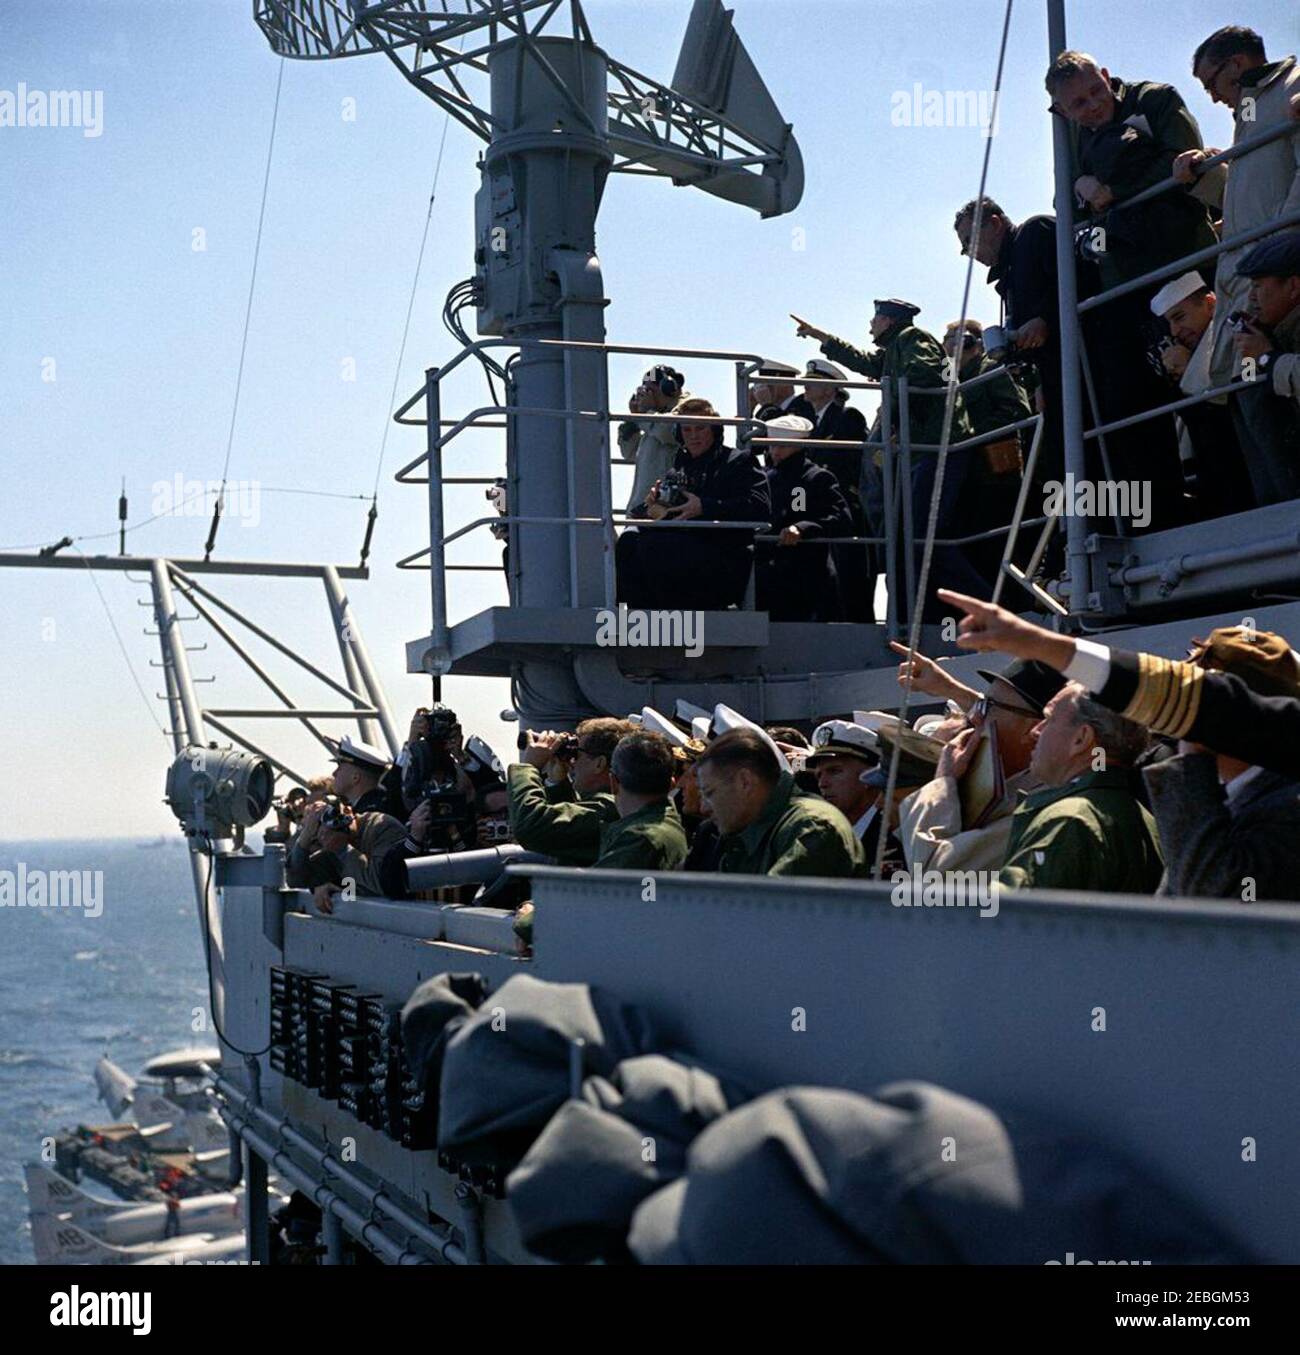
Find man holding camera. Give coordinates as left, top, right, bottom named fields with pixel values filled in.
left=616, top=395, right=770, bottom=611
left=955, top=198, right=1063, bottom=494
left=507, top=718, right=634, bottom=866
left=1231, top=231, right=1300, bottom=504
left=618, top=365, right=690, bottom=513
left=399, top=705, right=506, bottom=847
left=1148, top=271, right=1254, bottom=517
left=291, top=794, right=408, bottom=913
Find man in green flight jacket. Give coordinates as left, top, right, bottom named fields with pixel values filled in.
left=507, top=718, right=633, bottom=866
left=999, top=682, right=1163, bottom=894
left=594, top=730, right=688, bottom=871
left=795, top=299, right=986, bottom=618
left=696, top=728, right=865, bottom=879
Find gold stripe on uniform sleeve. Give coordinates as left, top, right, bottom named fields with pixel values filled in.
left=1123, top=654, right=1205, bottom=739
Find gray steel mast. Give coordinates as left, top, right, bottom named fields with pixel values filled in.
left=254, top=0, right=804, bottom=725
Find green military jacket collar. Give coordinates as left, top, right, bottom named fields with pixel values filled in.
left=597, top=797, right=689, bottom=871
left=1002, top=766, right=1164, bottom=895
left=719, top=772, right=866, bottom=879
left=1017, top=766, right=1134, bottom=814
left=735, top=772, right=800, bottom=858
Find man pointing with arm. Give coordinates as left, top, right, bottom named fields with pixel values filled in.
left=936, top=589, right=1300, bottom=777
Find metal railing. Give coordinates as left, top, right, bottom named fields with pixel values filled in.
left=389, top=62, right=1300, bottom=646
left=1044, top=0, right=1300, bottom=612
left=391, top=334, right=1057, bottom=654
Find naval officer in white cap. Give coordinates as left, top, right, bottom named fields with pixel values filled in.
left=806, top=720, right=883, bottom=857
left=329, top=735, right=394, bottom=815
left=1149, top=270, right=1253, bottom=515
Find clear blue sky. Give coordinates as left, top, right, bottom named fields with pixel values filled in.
left=2, top=0, right=1294, bottom=837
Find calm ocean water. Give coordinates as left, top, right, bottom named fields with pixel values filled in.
left=0, top=839, right=208, bottom=1265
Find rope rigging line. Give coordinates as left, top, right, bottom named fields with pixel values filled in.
left=71, top=546, right=172, bottom=742
left=872, top=0, right=1016, bottom=882
left=373, top=97, right=457, bottom=501
left=0, top=485, right=374, bottom=555
left=206, top=55, right=287, bottom=561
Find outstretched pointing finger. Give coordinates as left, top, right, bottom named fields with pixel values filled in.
left=936, top=589, right=994, bottom=622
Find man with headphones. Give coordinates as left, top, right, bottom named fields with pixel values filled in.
left=619, top=364, right=690, bottom=512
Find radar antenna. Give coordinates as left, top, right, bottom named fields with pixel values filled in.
left=253, top=0, right=803, bottom=723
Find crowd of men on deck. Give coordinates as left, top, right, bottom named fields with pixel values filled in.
left=602, top=27, right=1300, bottom=623
left=272, top=578, right=1300, bottom=929
left=272, top=27, right=1300, bottom=926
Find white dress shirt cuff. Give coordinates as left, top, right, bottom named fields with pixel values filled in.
left=1062, top=636, right=1112, bottom=693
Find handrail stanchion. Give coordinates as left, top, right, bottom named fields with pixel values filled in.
left=992, top=412, right=1044, bottom=606
left=1048, top=0, right=1092, bottom=616
left=879, top=383, right=898, bottom=640
left=424, top=366, right=450, bottom=686
left=735, top=359, right=752, bottom=431
left=1075, top=328, right=1126, bottom=537
left=898, top=377, right=916, bottom=623
left=599, top=414, right=615, bottom=610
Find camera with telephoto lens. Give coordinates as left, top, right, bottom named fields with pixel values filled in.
left=656, top=468, right=690, bottom=510
left=416, top=705, right=459, bottom=742
left=271, top=787, right=309, bottom=824
left=416, top=776, right=476, bottom=849
left=1146, top=333, right=1179, bottom=378
left=487, top=479, right=508, bottom=541
left=403, top=705, right=466, bottom=816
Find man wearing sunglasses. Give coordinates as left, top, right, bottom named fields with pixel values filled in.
left=895, top=645, right=1064, bottom=876
left=1173, top=27, right=1300, bottom=395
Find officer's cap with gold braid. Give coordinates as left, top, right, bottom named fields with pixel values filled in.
left=1187, top=627, right=1300, bottom=700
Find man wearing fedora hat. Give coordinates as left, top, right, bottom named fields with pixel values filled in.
left=898, top=656, right=1066, bottom=876
left=937, top=587, right=1300, bottom=777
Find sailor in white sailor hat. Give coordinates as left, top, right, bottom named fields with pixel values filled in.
left=1150, top=270, right=1217, bottom=392
left=755, top=413, right=855, bottom=621
left=1147, top=268, right=1253, bottom=513
left=710, top=703, right=791, bottom=773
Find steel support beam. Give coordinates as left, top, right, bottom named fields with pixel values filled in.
left=1047, top=0, right=1092, bottom=615
left=319, top=566, right=399, bottom=756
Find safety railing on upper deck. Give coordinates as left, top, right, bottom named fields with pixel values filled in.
left=1047, top=80, right=1300, bottom=613
left=388, top=335, right=1050, bottom=657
